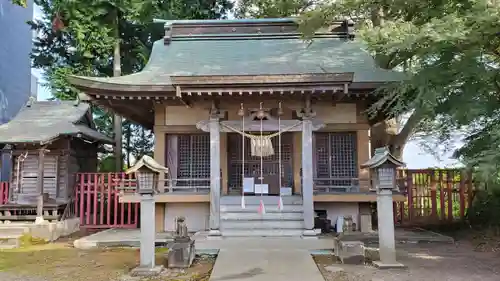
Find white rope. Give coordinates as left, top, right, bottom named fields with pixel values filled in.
left=259, top=102, right=265, bottom=214
left=259, top=102, right=264, bottom=188
left=221, top=121, right=302, bottom=157
left=278, top=102, right=283, bottom=211
left=241, top=103, right=246, bottom=209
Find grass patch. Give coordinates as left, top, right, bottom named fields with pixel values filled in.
left=0, top=244, right=138, bottom=281
left=0, top=243, right=217, bottom=281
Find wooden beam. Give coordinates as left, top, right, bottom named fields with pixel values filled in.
left=55, top=155, right=60, bottom=199
left=36, top=147, right=45, bottom=217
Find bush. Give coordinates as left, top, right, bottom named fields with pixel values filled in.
left=468, top=183, right=500, bottom=229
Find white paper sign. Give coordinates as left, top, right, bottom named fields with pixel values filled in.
left=254, top=184, right=269, bottom=194
left=243, top=177, right=255, bottom=193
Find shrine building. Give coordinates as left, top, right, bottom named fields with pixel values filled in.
left=68, top=18, right=405, bottom=236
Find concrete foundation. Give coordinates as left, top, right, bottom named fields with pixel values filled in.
left=0, top=217, right=80, bottom=245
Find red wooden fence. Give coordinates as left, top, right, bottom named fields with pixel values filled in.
left=76, top=173, right=139, bottom=229
left=0, top=168, right=476, bottom=228
left=0, top=182, right=8, bottom=205
left=394, top=169, right=474, bottom=226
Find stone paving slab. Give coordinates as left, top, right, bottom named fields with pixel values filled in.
left=210, top=248, right=324, bottom=281
left=193, top=235, right=334, bottom=250
left=73, top=229, right=175, bottom=249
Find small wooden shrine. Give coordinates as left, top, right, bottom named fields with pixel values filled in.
left=0, top=100, right=113, bottom=221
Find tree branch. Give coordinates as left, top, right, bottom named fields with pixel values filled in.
left=391, top=110, right=422, bottom=147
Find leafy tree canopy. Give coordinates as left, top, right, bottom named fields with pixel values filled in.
left=11, top=0, right=27, bottom=7
left=30, top=0, right=232, bottom=165
left=237, top=0, right=500, bottom=177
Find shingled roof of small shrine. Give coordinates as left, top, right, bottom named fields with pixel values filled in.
left=0, top=100, right=113, bottom=144
left=69, top=18, right=405, bottom=92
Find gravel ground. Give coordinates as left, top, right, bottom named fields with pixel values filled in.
left=315, top=241, right=500, bottom=281
left=0, top=272, right=50, bottom=281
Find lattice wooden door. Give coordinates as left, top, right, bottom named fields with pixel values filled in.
left=227, top=132, right=293, bottom=194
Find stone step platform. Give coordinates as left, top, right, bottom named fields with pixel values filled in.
left=0, top=225, right=30, bottom=249
left=220, top=229, right=305, bottom=237
left=221, top=204, right=303, bottom=213
left=221, top=211, right=303, bottom=221
left=0, top=234, right=22, bottom=249
left=221, top=219, right=304, bottom=230
left=220, top=195, right=303, bottom=205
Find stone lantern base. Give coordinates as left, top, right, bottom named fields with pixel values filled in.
left=372, top=261, right=406, bottom=269
left=130, top=265, right=164, bottom=277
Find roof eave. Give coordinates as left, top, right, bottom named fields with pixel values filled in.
left=68, top=75, right=175, bottom=93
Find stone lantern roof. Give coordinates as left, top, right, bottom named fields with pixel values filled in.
left=360, top=147, right=405, bottom=169
left=126, top=155, right=169, bottom=174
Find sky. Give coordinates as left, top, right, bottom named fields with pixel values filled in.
left=31, top=5, right=462, bottom=169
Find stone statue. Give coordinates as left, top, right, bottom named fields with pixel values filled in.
left=343, top=216, right=354, bottom=233
left=174, top=216, right=189, bottom=240
left=167, top=216, right=195, bottom=268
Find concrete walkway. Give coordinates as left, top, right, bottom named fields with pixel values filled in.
left=210, top=248, right=323, bottom=281
left=195, top=236, right=332, bottom=281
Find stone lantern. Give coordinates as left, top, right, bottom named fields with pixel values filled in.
left=126, top=155, right=168, bottom=277
left=361, top=147, right=405, bottom=269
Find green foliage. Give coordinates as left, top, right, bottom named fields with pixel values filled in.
left=18, top=234, right=48, bottom=247
left=31, top=0, right=232, bottom=167
left=11, top=0, right=27, bottom=7
left=236, top=0, right=500, bottom=177
left=236, top=0, right=316, bottom=18
left=468, top=186, right=500, bottom=228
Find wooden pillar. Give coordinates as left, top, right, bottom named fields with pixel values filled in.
left=208, top=108, right=223, bottom=236
left=220, top=133, right=228, bottom=195
left=154, top=105, right=167, bottom=233
left=154, top=132, right=166, bottom=191
left=293, top=132, right=302, bottom=194
left=357, top=129, right=370, bottom=191
left=154, top=104, right=166, bottom=192
left=36, top=148, right=45, bottom=217
left=301, top=110, right=315, bottom=235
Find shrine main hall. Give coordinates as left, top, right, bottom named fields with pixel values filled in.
left=69, top=18, right=405, bottom=236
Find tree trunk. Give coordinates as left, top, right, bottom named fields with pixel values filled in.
left=125, top=121, right=131, bottom=167
left=370, top=111, right=420, bottom=160
left=113, top=12, right=122, bottom=172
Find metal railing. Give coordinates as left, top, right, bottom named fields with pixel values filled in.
left=114, top=178, right=210, bottom=194
left=313, top=177, right=361, bottom=193
left=164, top=178, right=210, bottom=194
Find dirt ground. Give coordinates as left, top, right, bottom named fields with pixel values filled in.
left=314, top=240, right=500, bottom=281
left=0, top=239, right=215, bottom=281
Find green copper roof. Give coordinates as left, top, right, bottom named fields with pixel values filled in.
left=153, top=37, right=401, bottom=82
left=69, top=18, right=404, bottom=91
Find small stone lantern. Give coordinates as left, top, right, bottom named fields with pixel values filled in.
left=126, top=155, right=168, bottom=277
left=361, top=147, right=406, bottom=269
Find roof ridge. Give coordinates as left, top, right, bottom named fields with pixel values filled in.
left=170, top=32, right=350, bottom=41
left=161, top=18, right=354, bottom=44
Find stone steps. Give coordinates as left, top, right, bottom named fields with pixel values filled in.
left=220, top=229, right=305, bottom=237
left=221, top=211, right=303, bottom=221
left=220, top=195, right=303, bottom=205
left=220, top=204, right=303, bottom=213
left=220, top=196, right=305, bottom=237
left=221, top=219, right=304, bottom=230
